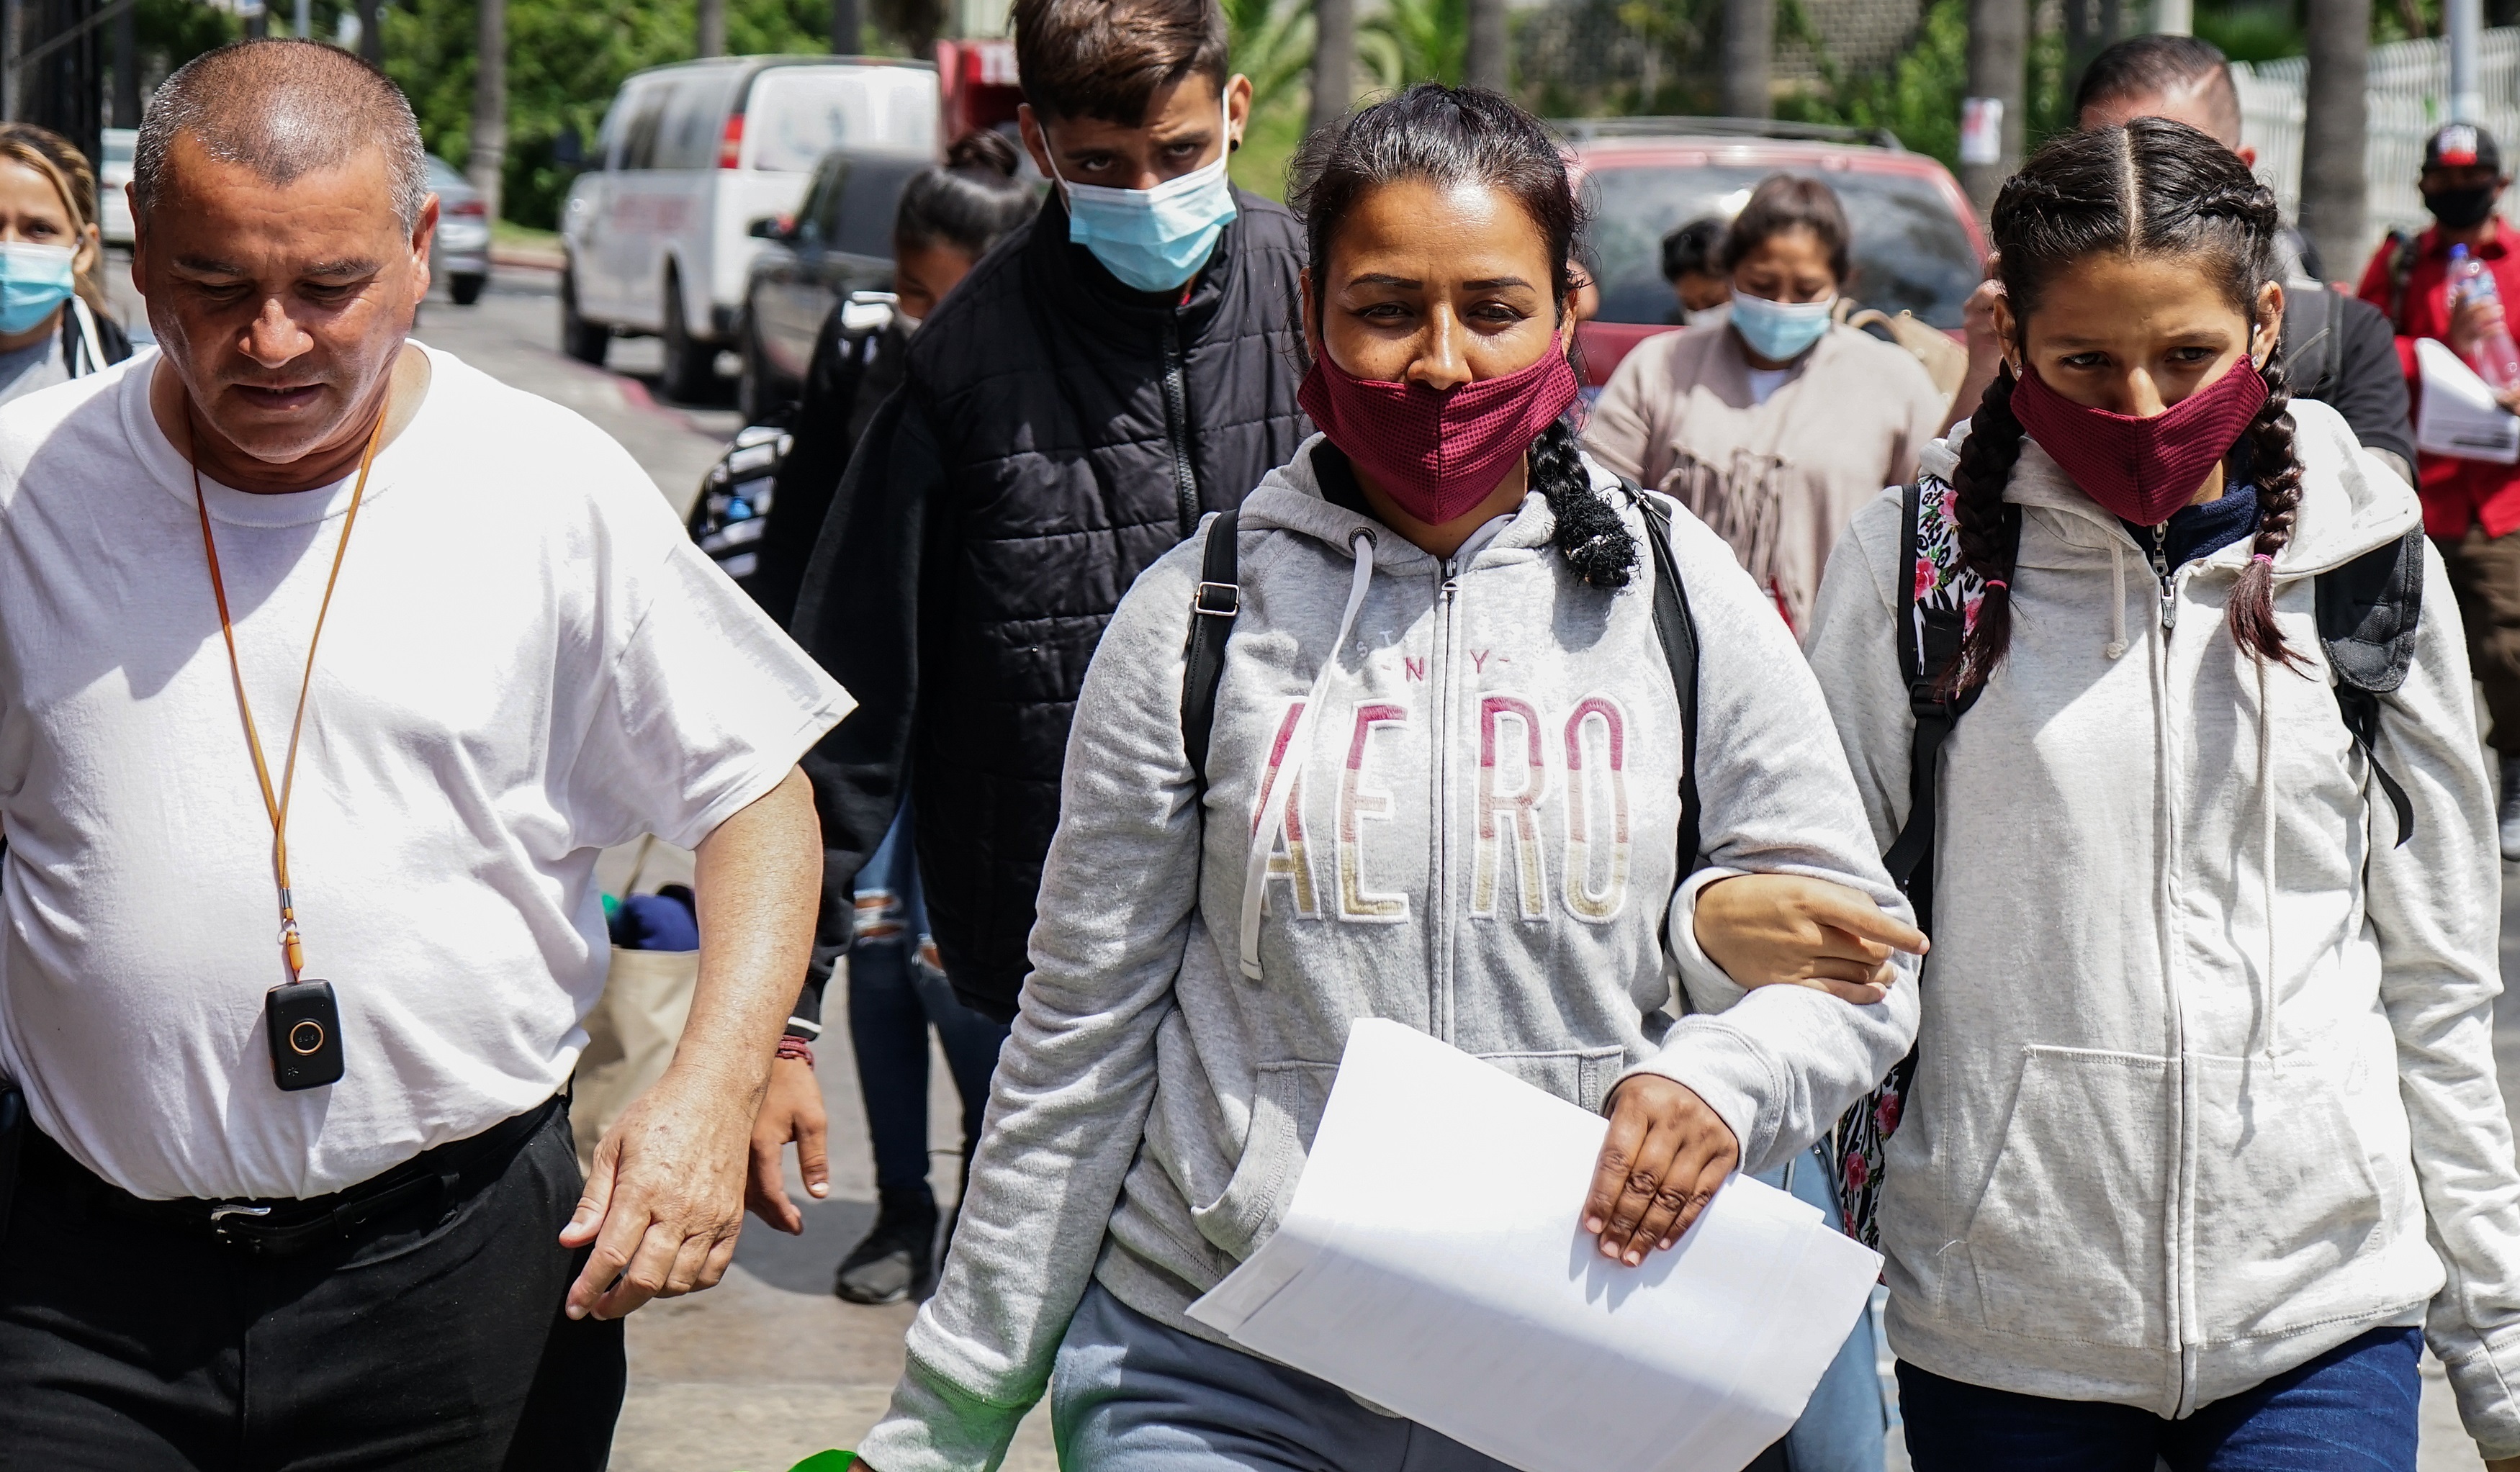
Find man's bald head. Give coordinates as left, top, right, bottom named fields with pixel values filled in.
left=135, top=38, right=427, bottom=230
left=2074, top=34, right=2244, bottom=148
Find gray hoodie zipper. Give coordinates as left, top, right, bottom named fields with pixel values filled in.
left=1432, top=559, right=1463, bottom=1041
left=1161, top=312, right=1199, bottom=538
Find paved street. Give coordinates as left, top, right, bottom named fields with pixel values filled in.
left=99, top=256, right=2510, bottom=1471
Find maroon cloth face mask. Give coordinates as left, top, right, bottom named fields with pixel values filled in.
left=2007, top=356, right=2268, bottom=526
left=1297, top=338, right=1580, bottom=525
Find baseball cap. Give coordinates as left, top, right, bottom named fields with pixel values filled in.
left=2426, top=122, right=2501, bottom=172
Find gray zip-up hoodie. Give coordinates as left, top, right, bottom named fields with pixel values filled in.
left=857, top=438, right=1917, bottom=1471
left=1804, top=397, right=2520, bottom=1456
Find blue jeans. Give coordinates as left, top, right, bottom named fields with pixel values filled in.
left=1752, top=1146, right=1889, bottom=1472
left=1896, top=1326, right=2423, bottom=1472
left=849, top=803, right=1007, bottom=1196
left=1053, top=1282, right=1516, bottom=1471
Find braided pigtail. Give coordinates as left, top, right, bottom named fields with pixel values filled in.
left=1531, top=416, right=1639, bottom=587
left=2226, top=355, right=2306, bottom=668
left=1939, top=364, right=2028, bottom=698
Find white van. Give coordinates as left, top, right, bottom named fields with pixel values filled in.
left=560, top=56, right=937, bottom=396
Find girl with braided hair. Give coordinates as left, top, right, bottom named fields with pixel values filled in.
left=855, top=83, right=1927, bottom=1472
left=1806, top=117, right=2520, bottom=1468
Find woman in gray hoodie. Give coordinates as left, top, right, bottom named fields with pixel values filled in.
left=855, top=85, right=1920, bottom=1472
left=1807, top=119, right=2520, bottom=1469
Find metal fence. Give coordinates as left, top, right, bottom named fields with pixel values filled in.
left=2235, top=28, right=2520, bottom=271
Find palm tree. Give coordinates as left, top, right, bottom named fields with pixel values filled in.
left=1723, top=0, right=1772, bottom=117
left=2302, top=0, right=2372, bottom=279
left=1310, top=0, right=1354, bottom=132
left=1465, top=0, right=1507, bottom=90
left=1961, top=0, right=2026, bottom=215
left=469, top=0, right=506, bottom=224
left=1228, top=0, right=1317, bottom=119
left=697, top=0, right=726, bottom=58
left=1359, top=0, right=1466, bottom=88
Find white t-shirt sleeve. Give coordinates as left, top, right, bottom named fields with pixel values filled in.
left=564, top=530, right=852, bottom=853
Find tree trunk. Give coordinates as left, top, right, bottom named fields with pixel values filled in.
left=469, top=0, right=506, bottom=225
left=356, top=0, right=381, bottom=63
left=1961, top=0, right=2026, bottom=216
left=697, top=0, right=725, bottom=58
left=1310, top=0, right=1354, bottom=134
left=832, top=0, right=861, bottom=54
left=1464, top=0, right=1507, bottom=92
left=1723, top=0, right=1773, bottom=118
left=112, top=0, right=135, bottom=128
left=2301, top=0, right=2372, bottom=279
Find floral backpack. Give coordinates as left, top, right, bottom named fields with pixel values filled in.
left=1828, top=471, right=2426, bottom=1250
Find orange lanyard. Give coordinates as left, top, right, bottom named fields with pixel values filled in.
left=190, top=400, right=390, bottom=983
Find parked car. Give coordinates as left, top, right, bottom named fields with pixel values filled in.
left=426, top=155, right=491, bottom=304
left=99, top=127, right=133, bottom=245
left=737, top=145, right=927, bottom=419
left=1560, top=119, right=1986, bottom=386
left=561, top=55, right=939, bottom=397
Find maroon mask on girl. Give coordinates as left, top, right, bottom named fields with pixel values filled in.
left=2007, top=355, right=2268, bottom=526
left=1297, top=338, right=1581, bottom=525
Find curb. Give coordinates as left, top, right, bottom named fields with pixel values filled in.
left=491, top=243, right=566, bottom=271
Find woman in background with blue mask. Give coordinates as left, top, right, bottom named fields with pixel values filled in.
left=1588, top=173, right=1946, bottom=632
left=0, top=125, right=127, bottom=406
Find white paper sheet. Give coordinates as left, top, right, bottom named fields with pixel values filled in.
left=2417, top=336, right=2520, bottom=464
left=1187, top=1020, right=1883, bottom=1472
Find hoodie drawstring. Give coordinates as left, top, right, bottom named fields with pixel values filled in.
left=2105, top=538, right=2129, bottom=661
left=1240, top=530, right=1376, bottom=981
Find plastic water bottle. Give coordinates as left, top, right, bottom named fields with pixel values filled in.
left=2450, top=243, right=2520, bottom=389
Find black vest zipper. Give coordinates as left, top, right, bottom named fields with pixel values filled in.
left=1161, top=310, right=1199, bottom=538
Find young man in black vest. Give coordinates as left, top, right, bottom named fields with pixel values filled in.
left=764, top=0, right=1308, bottom=1296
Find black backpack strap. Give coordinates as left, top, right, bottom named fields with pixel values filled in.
left=1181, top=510, right=1241, bottom=791
left=2316, top=527, right=2425, bottom=846
left=1624, top=482, right=1705, bottom=874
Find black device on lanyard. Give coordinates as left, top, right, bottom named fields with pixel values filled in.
left=191, top=399, right=391, bottom=1093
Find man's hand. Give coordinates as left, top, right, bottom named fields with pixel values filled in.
left=562, top=767, right=822, bottom=1319
left=1941, top=267, right=2008, bottom=433
left=2483, top=1457, right=2520, bottom=1471
left=1582, top=1074, right=1740, bottom=1265
left=2452, top=290, right=2507, bottom=358
left=747, top=1055, right=829, bottom=1234
left=1694, top=873, right=1927, bottom=1005
left=562, top=1064, right=757, bottom=1319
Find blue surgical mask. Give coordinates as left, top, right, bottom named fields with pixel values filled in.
left=1048, top=96, right=1238, bottom=294
left=1728, top=288, right=1836, bottom=363
left=0, top=242, right=73, bottom=335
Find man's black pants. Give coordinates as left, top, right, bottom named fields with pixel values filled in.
left=0, top=1096, right=625, bottom=1470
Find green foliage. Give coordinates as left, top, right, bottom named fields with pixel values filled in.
left=1226, top=0, right=1315, bottom=119
left=1778, top=0, right=2074, bottom=172
left=1359, top=0, right=1466, bottom=89
left=383, top=0, right=831, bottom=230
left=135, top=0, right=242, bottom=83
left=2193, top=1, right=2305, bottom=63
left=1228, top=96, right=1308, bottom=199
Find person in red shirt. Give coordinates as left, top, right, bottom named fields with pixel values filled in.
left=2359, top=121, right=2520, bottom=857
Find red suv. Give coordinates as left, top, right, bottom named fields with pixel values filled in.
left=1561, top=119, right=1989, bottom=384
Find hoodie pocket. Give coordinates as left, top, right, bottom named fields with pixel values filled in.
left=2189, top=1052, right=2390, bottom=1345
left=1477, top=1046, right=1630, bottom=1114
left=1191, top=1060, right=1338, bottom=1262
left=1962, top=1046, right=2174, bottom=1348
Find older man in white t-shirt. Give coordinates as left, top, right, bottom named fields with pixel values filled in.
left=0, top=40, right=848, bottom=1469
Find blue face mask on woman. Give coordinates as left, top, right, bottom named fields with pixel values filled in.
left=1728, top=287, right=1836, bottom=363
left=0, top=241, right=73, bottom=335
left=1047, top=96, right=1240, bottom=294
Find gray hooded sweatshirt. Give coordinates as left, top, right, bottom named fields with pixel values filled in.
left=1804, top=397, right=2520, bottom=1457
left=858, top=438, right=1917, bottom=1471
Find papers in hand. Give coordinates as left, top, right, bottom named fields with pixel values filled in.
left=2417, top=337, right=2520, bottom=464
left=1186, top=1020, right=1883, bottom=1472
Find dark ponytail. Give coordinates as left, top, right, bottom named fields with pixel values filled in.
left=1948, top=117, right=2289, bottom=694
left=1942, top=364, right=2028, bottom=697
left=1292, top=83, right=1637, bottom=583
left=894, top=128, right=1037, bottom=259
left=2228, top=355, right=2305, bottom=666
